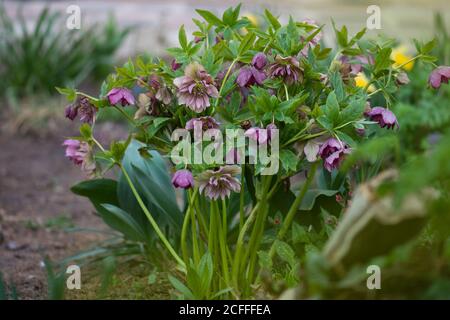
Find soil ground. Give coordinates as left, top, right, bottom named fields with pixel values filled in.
left=0, top=116, right=125, bottom=299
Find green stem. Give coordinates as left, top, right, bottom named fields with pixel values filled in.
left=120, top=165, right=186, bottom=270
left=76, top=92, right=99, bottom=101
left=239, top=165, right=246, bottom=231
left=268, top=162, right=318, bottom=258
left=394, top=54, right=422, bottom=70
left=189, top=189, right=200, bottom=264
left=284, top=84, right=289, bottom=101
left=217, top=200, right=230, bottom=286
left=215, top=59, right=238, bottom=107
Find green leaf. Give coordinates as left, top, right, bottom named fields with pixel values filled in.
left=196, top=9, right=223, bottom=26
left=280, top=149, right=299, bottom=172
left=178, top=25, right=187, bottom=49
left=300, top=189, right=338, bottom=210
left=238, top=32, right=256, bottom=56
left=374, top=47, right=392, bottom=75
left=324, top=91, right=340, bottom=124
left=258, top=251, right=273, bottom=270
left=117, top=140, right=183, bottom=241
left=264, top=9, right=281, bottom=30
left=71, top=179, right=119, bottom=207
left=339, top=97, right=365, bottom=124
left=274, top=240, right=296, bottom=267
left=79, top=123, right=92, bottom=139
left=100, top=204, right=148, bottom=242
left=168, top=275, right=194, bottom=299
left=56, top=87, right=77, bottom=101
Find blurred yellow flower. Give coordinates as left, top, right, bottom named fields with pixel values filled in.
left=391, top=46, right=414, bottom=71
left=355, top=72, right=375, bottom=92
left=243, top=13, right=259, bottom=27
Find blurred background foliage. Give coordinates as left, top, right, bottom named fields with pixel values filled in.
left=0, top=4, right=130, bottom=99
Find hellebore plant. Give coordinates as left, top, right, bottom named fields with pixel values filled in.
left=59, top=5, right=447, bottom=299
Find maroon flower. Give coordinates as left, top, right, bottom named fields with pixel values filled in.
left=107, top=88, right=135, bottom=106
left=172, top=169, right=194, bottom=189
left=236, top=52, right=268, bottom=88
left=65, top=104, right=78, bottom=121
left=365, top=107, right=398, bottom=129
left=185, top=116, right=220, bottom=131
left=63, top=139, right=96, bottom=177
left=65, top=97, right=96, bottom=124
left=236, top=67, right=266, bottom=88
left=318, top=138, right=351, bottom=172
left=339, top=55, right=373, bottom=75
left=252, top=52, right=267, bottom=70
left=173, top=62, right=219, bottom=113
left=198, top=166, right=241, bottom=200
left=267, top=55, right=303, bottom=85
left=171, top=59, right=182, bottom=71
left=428, top=66, right=450, bottom=89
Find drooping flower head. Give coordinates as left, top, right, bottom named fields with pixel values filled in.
left=252, top=52, right=267, bottom=70
left=185, top=116, right=220, bottom=131
left=197, top=166, right=241, bottom=200
left=267, top=55, right=303, bottom=85
left=65, top=97, right=97, bottom=124
left=428, top=66, right=450, bottom=89
left=63, top=140, right=96, bottom=177
left=318, top=138, right=351, bottom=172
left=173, top=62, right=219, bottom=113
left=236, top=53, right=267, bottom=88
left=171, top=59, right=182, bottom=71
left=63, top=139, right=85, bottom=165
left=244, top=124, right=277, bottom=145
left=396, top=72, right=410, bottom=85
left=365, top=107, right=398, bottom=129
left=172, top=169, right=194, bottom=189
left=107, top=88, right=135, bottom=106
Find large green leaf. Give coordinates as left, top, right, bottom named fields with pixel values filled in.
left=71, top=178, right=119, bottom=207
left=99, top=204, right=148, bottom=243
left=117, top=140, right=183, bottom=240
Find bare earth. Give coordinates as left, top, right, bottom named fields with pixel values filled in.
left=0, top=123, right=114, bottom=299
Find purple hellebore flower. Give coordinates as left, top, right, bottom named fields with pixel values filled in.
left=107, top=88, right=135, bottom=106
left=252, top=53, right=267, bottom=70
left=185, top=116, right=220, bottom=131
left=63, top=139, right=96, bottom=177
left=198, top=166, right=241, bottom=200
left=63, top=139, right=85, bottom=165
left=365, top=107, right=398, bottom=129
left=171, top=59, right=182, bottom=71
left=318, top=138, right=351, bottom=172
left=172, top=169, right=194, bottom=189
left=236, top=67, right=266, bottom=88
left=396, top=72, right=410, bottom=85
left=236, top=53, right=267, bottom=88
left=267, top=55, right=303, bottom=85
left=173, top=62, right=219, bottom=113
left=65, top=97, right=96, bottom=124
left=65, top=104, right=78, bottom=121
left=245, top=124, right=277, bottom=144
left=428, top=66, right=450, bottom=89
left=339, top=55, right=373, bottom=76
